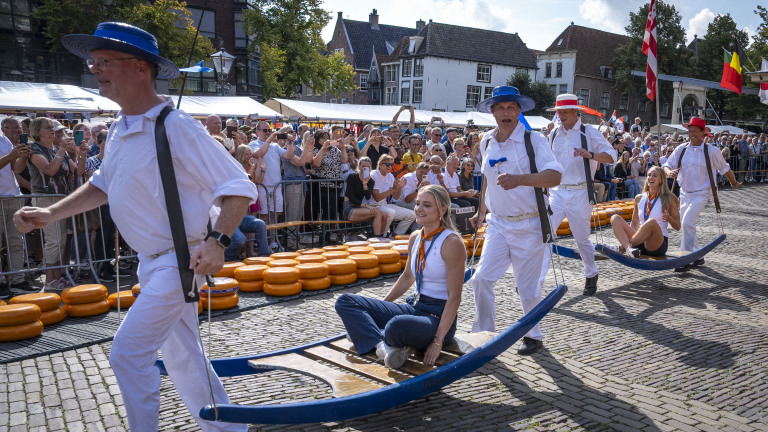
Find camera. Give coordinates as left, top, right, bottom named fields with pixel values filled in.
left=277, top=133, right=288, bottom=140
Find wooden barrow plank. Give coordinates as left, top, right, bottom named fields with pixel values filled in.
left=443, top=331, right=497, bottom=355
left=304, top=345, right=411, bottom=385
left=329, top=338, right=455, bottom=376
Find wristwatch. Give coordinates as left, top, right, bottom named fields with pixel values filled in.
left=205, top=231, right=232, bottom=249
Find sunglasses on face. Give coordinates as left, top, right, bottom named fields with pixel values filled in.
left=385, top=163, right=393, bottom=167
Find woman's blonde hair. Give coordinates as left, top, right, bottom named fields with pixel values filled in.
left=233, top=144, right=252, bottom=167
left=357, top=156, right=372, bottom=173
left=377, top=154, right=394, bottom=169
left=29, top=117, right=54, bottom=142
left=418, top=184, right=457, bottom=232
left=642, top=166, right=677, bottom=214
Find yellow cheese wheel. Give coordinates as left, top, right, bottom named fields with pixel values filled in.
left=349, top=254, right=379, bottom=269
left=298, top=248, right=325, bottom=255
left=263, top=267, right=300, bottom=284
left=132, top=284, right=141, bottom=297
left=380, top=262, right=403, bottom=274
left=369, top=243, right=394, bottom=251
left=215, top=262, right=245, bottom=278
left=391, top=239, right=410, bottom=246
left=238, top=280, right=264, bottom=292
left=201, top=277, right=239, bottom=296
left=322, top=245, right=349, bottom=252
left=347, top=246, right=374, bottom=255
left=40, top=306, right=66, bottom=326
left=400, top=258, right=408, bottom=269
left=243, top=257, right=272, bottom=266
left=9, top=292, right=61, bottom=312
left=0, top=300, right=5, bottom=306
left=200, top=293, right=239, bottom=310
left=330, top=272, right=357, bottom=285
left=392, top=244, right=410, bottom=257
left=322, top=251, right=350, bottom=260
left=234, top=264, right=268, bottom=282
left=67, top=299, right=110, bottom=318
left=62, top=284, right=108, bottom=305
left=367, top=237, right=390, bottom=244
left=344, top=241, right=370, bottom=247
left=371, top=249, right=400, bottom=264
left=556, top=227, right=572, bottom=236
left=107, top=291, right=136, bottom=309
left=197, top=300, right=203, bottom=314
left=462, top=235, right=484, bottom=249
left=0, top=304, right=41, bottom=326
left=268, top=259, right=299, bottom=268
left=394, top=235, right=410, bottom=240
left=0, top=320, right=43, bottom=342
left=296, top=254, right=325, bottom=264
left=325, top=259, right=357, bottom=275
left=296, top=263, right=329, bottom=279
left=264, top=281, right=302, bottom=296
left=300, top=276, right=331, bottom=291
left=356, top=266, right=381, bottom=279
left=270, top=251, right=300, bottom=260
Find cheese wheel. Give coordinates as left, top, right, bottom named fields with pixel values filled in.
left=0, top=304, right=41, bottom=326
left=462, top=235, right=484, bottom=249
left=263, top=267, right=300, bottom=284
left=300, top=276, right=331, bottom=291
left=392, top=244, right=410, bottom=257
left=296, top=254, right=325, bottom=264
left=264, top=281, right=302, bottom=297
left=67, top=299, right=110, bottom=317
left=400, top=258, right=408, bottom=269
left=325, top=259, right=357, bottom=275
left=379, top=262, right=403, bottom=274
left=198, top=300, right=203, bottom=314
left=238, top=280, right=264, bottom=292
left=0, top=300, right=5, bottom=306
left=268, top=259, right=299, bottom=268
left=394, top=235, right=410, bottom=240
left=369, top=243, right=394, bottom=250
left=344, top=241, right=370, bottom=247
left=201, top=278, right=239, bottom=296
left=371, top=249, right=399, bottom=264
left=556, top=227, right=571, bottom=236
left=200, top=293, right=239, bottom=310
left=0, top=320, right=43, bottom=342
left=330, top=272, right=357, bottom=285
left=323, top=251, right=350, bottom=260
left=40, top=306, right=67, bottom=326
left=234, top=264, right=268, bottom=282
left=61, top=284, right=108, bottom=305
left=356, top=266, right=380, bottom=279
left=391, top=239, right=410, bottom=245
left=270, top=252, right=300, bottom=260
left=9, top=292, right=61, bottom=312
left=244, top=257, right=272, bottom=266
left=346, top=246, right=373, bottom=255
left=349, top=254, right=378, bottom=269
left=132, top=284, right=141, bottom=298
left=322, top=245, right=349, bottom=252
left=215, top=262, right=245, bottom=278
left=367, top=237, right=390, bottom=244
left=296, top=263, right=329, bottom=279
left=298, top=248, right=325, bottom=255
left=107, top=291, right=136, bottom=309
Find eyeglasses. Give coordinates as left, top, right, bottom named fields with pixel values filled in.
left=433, top=133, right=442, bottom=136
left=86, top=57, right=140, bottom=70
left=260, top=128, right=271, bottom=132
left=385, top=163, right=393, bottom=167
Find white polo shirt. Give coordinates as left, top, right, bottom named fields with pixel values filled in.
left=442, top=169, right=461, bottom=193
left=396, top=171, right=420, bottom=203
left=368, top=169, right=395, bottom=205
left=0, top=135, right=20, bottom=196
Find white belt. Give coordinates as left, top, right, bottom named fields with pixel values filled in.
left=148, top=239, right=203, bottom=260
left=559, top=183, right=587, bottom=190
left=496, top=212, right=539, bottom=222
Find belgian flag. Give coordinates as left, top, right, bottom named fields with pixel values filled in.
left=721, top=50, right=742, bottom=94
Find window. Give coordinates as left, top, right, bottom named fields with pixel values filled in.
left=578, top=89, right=590, bottom=106
left=414, top=58, right=423, bottom=76
left=385, top=65, right=397, bottom=82
left=484, top=87, right=494, bottom=100
left=477, top=64, right=491, bottom=82
left=545, top=63, right=552, bottom=78
left=559, top=84, right=568, bottom=94
left=334, top=48, right=344, bottom=54
left=386, top=87, right=397, bottom=105
left=466, top=85, right=481, bottom=108
left=556, top=62, right=563, bottom=78
left=620, top=94, right=629, bottom=110
left=401, top=81, right=410, bottom=104
left=330, top=98, right=337, bottom=103
left=600, top=91, right=610, bottom=109
left=661, top=102, right=669, bottom=117
left=234, top=12, right=247, bottom=49
left=549, top=84, right=557, bottom=94
left=402, top=59, right=412, bottom=77
left=638, top=101, right=646, bottom=113
left=413, top=80, right=423, bottom=103
left=187, top=8, right=215, bottom=39
left=360, top=73, right=368, bottom=90
left=341, top=98, right=349, bottom=104
left=601, top=66, right=613, bottom=79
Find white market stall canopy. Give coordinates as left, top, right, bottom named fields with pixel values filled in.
left=0, top=81, right=121, bottom=113
left=166, top=95, right=281, bottom=118
left=656, top=124, right=754, bottom=135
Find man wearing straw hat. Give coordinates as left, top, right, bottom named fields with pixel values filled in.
left=547, top=94, right=616, bottom=296
left=13, top=22, right=255, bottom=431
left=469, top=86, right=563, bottom=355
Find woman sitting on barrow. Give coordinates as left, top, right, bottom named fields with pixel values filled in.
left=606, top=166, right=681, bottom=258
left=335, top=185, right=466, bottom=369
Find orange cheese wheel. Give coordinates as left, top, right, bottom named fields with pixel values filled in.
left=462, top=235, right=484, bottom=249
left=296, top=254, right=325, bottom=264
left=264, top=281, right=302, bottom=296
left=67, top=300, right=110, bottom=317
left=356, top=266, right=380, bottom=279
left=296, top=263, right=329, bottom=279
left=300, top=276, right=331, bottom=291
left=9, top=292, right=61, bottom=312
left=238, top=280, right=264, bottom=292
left=325, top=259, right=357, bottom=275
left=391, top=239, right=410, bottom=246
left=215, top=262, right=245, bottom=278
left=380, top=262, right=403, bottom=274
left=62, top=284, right=108, bottom=305
left=244, top=257, right=272, bottom=266
left=107, top=291, right=136, bottom=309
left=201, top=277, right=239, bottom=296
left=393, top=244, right=410, bottom=257
left=0, top=320, right=43, bottom=342
left=234, top=264, right=268, bottom=282
left=344, top=241, right=370, bottom=248
left=263, top=267, right=300, bottom=284
left=349, top=254, right=379, bottom=269
left=394, top=235, right=410, bottom=240
left=369, top=243, right=394, bottom=251
left=322, top=245, right=349, bottom=252
left=268, top=259, right=299, bottom=268
left=132, top=284, right=141, bottom=297
left=330, top=272, right=357, bottom=285
left=473, top=247, right=482, bottom=257
left=400, top=258, right=408, bottom=269
left=298, top=248, right=325, bottom=255
left=40, top=306, right=67, bottom=326
left=0, top=304, right=41, bottom=326
left=322, top=251, right=350, bottom=260
left=270, top=252, right=300, bottom=260
left=347, top=246, right=374, bottom=255
left=200, top=293, right=239, bottom=310
left=198, top=300, right=203, bottom=314
left=556, top=227, right=572, bottom=236
left=371, top=250, right=400, bottom=264
left=0, top=300, right=5, bottom=306
left=367, top=237, right=390, bottom=244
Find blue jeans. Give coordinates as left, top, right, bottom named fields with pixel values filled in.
left=623, top=178, right=641, bottom=197
left=602, top=181, right=617, bottom=201
left=335, top=293, right=457, bottom=355
left=225, top=215, right=270, bottom=260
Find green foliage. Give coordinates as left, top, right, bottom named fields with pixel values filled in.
left=506, top=70, right=556, bottom=116
left=750, top=5, right=768, bottom=61
left=691, top=14, right=748, bottom=82
left=259, top=43, right=287, bottom=100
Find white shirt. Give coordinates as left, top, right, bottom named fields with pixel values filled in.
left=427, top=170, right=441, bottom=187
left=550, top=119, right=616, bottom=186
left=442, top=169, right=461, bottom=192
left=397, top=172, right=420, bottom=203
left=90, top=99, right=258, bottom=256
left=480, top=123, right=563, bottom=217
left=663, top=142, right=730, bottom=193
left=409, top=229, right=460, bottom=300
left=369, top=169, right=395, bottom=205
left=0, top=135, right=20, bottom=196
left=249, top=141, right=286, bottom=186
left=638, top=192, right=668, bottom=237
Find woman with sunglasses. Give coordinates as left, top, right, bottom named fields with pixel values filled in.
left=342, top=156, right=387, bottom=237
left=361, top=128, right=397, bottom=169
left=311, top=129, right=348, bottom=228
left=459, top=158, right=477, bottom=195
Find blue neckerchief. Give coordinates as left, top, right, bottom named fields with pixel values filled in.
left=414, top=230, right=445, bottom=299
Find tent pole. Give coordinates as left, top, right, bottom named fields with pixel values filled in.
left=706, top=97, right=723, bottom=125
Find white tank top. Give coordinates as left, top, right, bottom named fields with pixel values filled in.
left=409, top=229, right=461, bottom=300
left=638, top=192, right=668, bottom=237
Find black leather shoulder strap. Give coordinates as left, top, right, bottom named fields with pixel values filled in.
left=702, top=144, right=721, bottom=213
left=523, top=130, right=553, bottom=244
left=580, top=124, right=596, bottom=205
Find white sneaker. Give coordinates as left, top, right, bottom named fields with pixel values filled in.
left=375, top=341, right=387, bottom=361
left=602, top=244, right=622, bottom=254
left=626, top=247, right=641, bottom=258
left=384, top=345, right=412, bottom=369
left=269, top=242, right=280, bottom=252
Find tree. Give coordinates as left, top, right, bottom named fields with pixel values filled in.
left=750, top=5, right=768, bottom=61
left=506, top=70, right=556, bottom=116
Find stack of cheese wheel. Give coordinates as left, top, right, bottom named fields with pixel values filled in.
left=10, top=293, right=65, bottom=326
left=244, top=256, right=272, bottom=266
left=392, top=244, right=410, bottom=270
left=0, top=299, right=5, bottom=306
left=369, top=242, right=393, bottom=251
left=367, top=237, right=390, bottom=244
left=0, top=304, right=43, bottom=341
left=297, top=262, right=331, bottom=291
left=107, top=291, right=136, bottom=310
left=462, top=234, right=483, bottom=257
left=350, top=253, right=379, bottom=279
left=268, top=258, right=299, bottom=268
left=296, top=254, right=325, bottom=264
left=263, top=267, right=302, bottom=296
left=372, top=249, right=402, bottom=274
left=556, top=219, right=571, bottom=236
left=215, top=261, right=245, bottom=278
left=132, top=284, right=141, bottom=298
left=63, top=284, right=110, bottom=317
left=200, top=277, right=239, bottom=310
left=323, top=250, right=350, bottom=261
left=344, top=240, right=369, bottom=247
left=326, top=258, right=357, bottom=285
left=234, top=264, right=268, bottom=292
left=621, top=200, right=633, bottom=220
left=270, top=251, right=300, bottom=261
left=298, top=248, right=325, bottom=256
left=347, top=245, right=374, bottom=256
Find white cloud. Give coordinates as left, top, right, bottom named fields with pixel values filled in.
left=743, top=25, right=756, bottom=46
left=687, top=8, right=715, bottom=44
left=578, top=0, right=631, bottom=34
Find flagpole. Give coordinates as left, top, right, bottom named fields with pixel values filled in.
left=655, top=75, right=661, bottom=138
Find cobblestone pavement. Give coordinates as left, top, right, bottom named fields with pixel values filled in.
left=2, top=184, right=767, bottom=431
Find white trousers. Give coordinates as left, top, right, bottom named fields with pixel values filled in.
left=471, top=215, right=551, bottom=339
left=549, top=188, right=598, bottom=278
left=109, top=251, right=246, bottom=432
left=679, top=189, right=709, bottom=252
left=374, top=203, right=416, bottom=235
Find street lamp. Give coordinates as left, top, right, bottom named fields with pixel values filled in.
left=210, top=50, right=235, bottom=96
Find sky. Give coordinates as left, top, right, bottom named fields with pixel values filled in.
left=320, top=0, right=764, bottom=52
